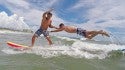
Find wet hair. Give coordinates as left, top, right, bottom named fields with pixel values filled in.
left=47, top=12, right=52, bottom=16
left=59, top=23, right=64, bottom=28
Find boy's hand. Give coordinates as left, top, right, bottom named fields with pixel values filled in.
left=53, top=26, right=59, bottom=29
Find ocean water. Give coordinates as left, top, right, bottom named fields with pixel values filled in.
left=0, top=30, right=125, bottom=70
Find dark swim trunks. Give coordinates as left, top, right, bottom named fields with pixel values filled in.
left=77, top=28, right=86, bottom=37
left=35, top=28, right=49, bottom=37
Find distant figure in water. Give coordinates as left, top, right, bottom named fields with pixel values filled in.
left=31, top=9, right=58, bottom=47
left=51, top=23, right=110, bottom=40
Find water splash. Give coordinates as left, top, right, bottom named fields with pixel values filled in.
left=2, top=36, right=125, bottom=59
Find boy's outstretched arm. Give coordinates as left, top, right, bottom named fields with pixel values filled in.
left=49, top=23, right=58, bottom=29
left=50, top=28, right=64, bottom=32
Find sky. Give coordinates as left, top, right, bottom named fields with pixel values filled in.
left=0, top=0, right=125, bottom=41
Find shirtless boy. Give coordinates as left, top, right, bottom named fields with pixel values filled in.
left=51, top=23, right=110, bottom=39
left=31, top=9, right=58, bottom=47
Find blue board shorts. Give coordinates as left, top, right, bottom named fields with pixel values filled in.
left=35, top=28, right=49, bottom=37
left=77, top=28, right=86, bottom=37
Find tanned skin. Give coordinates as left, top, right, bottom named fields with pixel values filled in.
left=51, top=23, right=110, bottom=40
left=31, top=9, right=58, bottom=47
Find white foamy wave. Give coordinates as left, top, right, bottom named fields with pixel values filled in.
left=71, top=41, right=125, bottom=59
left=2, top=42, right=125, bottom=59
left=56, top=36, right=79, bottom=41
left=0, top=30, right=32, bottom=34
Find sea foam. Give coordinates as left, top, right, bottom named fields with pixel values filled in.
left=2, top=37, right=125, bottom=59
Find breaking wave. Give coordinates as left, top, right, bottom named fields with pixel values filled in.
left=2, top=36, right=125, bottom=59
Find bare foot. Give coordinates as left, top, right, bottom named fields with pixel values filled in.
left=102, top=31, right=110, bottom=37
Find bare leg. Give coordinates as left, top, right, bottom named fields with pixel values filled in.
left=31, top=34, right=37, bottom=47
left=86, top=30, right=103, bottom=39
left=45, top=36, right=53, bottom=45
left=86, top=30, right=110, bottom=39
left=87, top=33, right=99, bottom=39
left=93, top=30, right=110, bottom=37
left=101, top=31, right=110, bottom=37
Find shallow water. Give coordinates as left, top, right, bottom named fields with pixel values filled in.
left=0, top=31, right=125, bottom=70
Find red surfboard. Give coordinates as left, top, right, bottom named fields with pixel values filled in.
left=7, top=41, right=31, bottom=49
